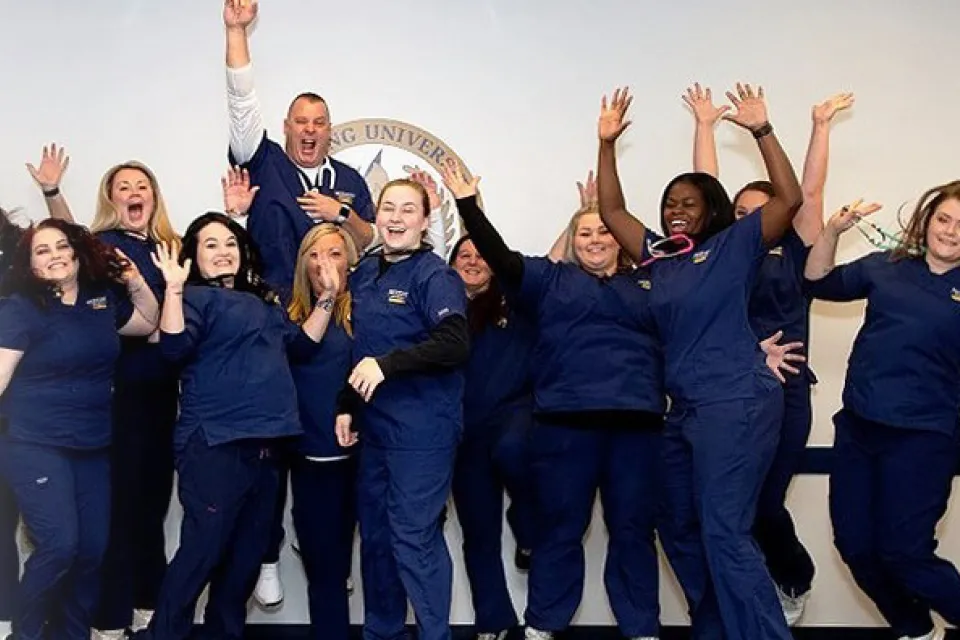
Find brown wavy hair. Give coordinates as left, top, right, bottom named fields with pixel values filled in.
left=892, top=180, right=960, bottom=261
left=1, top=218, right=127, bottom=306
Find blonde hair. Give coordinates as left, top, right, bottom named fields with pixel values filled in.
left=288, top=224, right=358, bottom=334
left=562, top=205, right=633, bottom=270
left=92, top=161, right=180, bottom=251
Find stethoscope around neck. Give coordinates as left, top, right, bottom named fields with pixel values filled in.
left=640, top=233, right=696, bottom=267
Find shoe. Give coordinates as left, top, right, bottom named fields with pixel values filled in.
left=131, top=609, right=153, bottom=632
left=91, top=630, right=127, bottom=640
left=477, top=632, right=508, bottom=640
left=253, top=562, right=284, bottom=608
left=776, top=585, right=808, bottom=626
left=515, top=548, right=531, bottom=572
left=524, top=628, right=552, bottom=639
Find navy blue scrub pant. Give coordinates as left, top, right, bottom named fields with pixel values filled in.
left=358, top=443, right=456, bottom=640
left=0, top=477, right=18, bottom=622
left=95, top=375, right=178, bottom=630
left=523, top=421, right=661, bottom=638
left=830, top=409, right=960, bottom=638
left=142, top=434, right=279, bottom=640
left=290, top=455, right=357, bottom=640
left=263, top=457, right=289, bottom=565
left=452, top=409, right=536, bottom=634
left=0, top=440, right=110, bottom=640
left=658, top=375, right=790, bottom=640
left=754, top=376, right=816, bottom=597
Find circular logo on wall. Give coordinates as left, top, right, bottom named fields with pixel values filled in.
left=331, top=119, right=475, bottom=257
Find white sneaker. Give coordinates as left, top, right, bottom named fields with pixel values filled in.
left=477, top=632, right=508, bottom=640
left=91, top=630, right=127, bottom=640
left=131, top=609, right=154, bottom=632
left=524, top=628, right=553, bottom=639
left=776, top=585, right=808, bottom=626
left=899, top=627, right=945, bottom=640
left=253, top=562, right=283, bottom=608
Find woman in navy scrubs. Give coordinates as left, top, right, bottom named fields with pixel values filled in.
left=683, top=87, right=854, bottom=621
left=27, top=146, right=183, bottom=637
left=443, top=165, right=666, bottom=640
left=334, top=178, right=469, bottom=640
left=285, top=223, right=360, bottom=640
left=448, top=234, right=537, bottom=639
left=137, top=212, right=331, bottom=640
left=0, top=206, right=26, bottom=630
left=0, top=218, right=159, bottom=640
left=804, top=185, right=960, bottom=640
left=597, top=84, right=803, bottom=640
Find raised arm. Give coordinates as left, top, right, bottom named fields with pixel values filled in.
left=224, top=0, right=265, bottom=165
left=151, top=242, right=192, bottom=360
left=723, top=83, right=803, bottom=246
left=805, top=199, right=881, bottom=281
left=27, top=144, right=75, bottom=222
left=116, top=249, right=160, bottom=337
left=597, top=87, right=646, bottom=263
left=794, top=92, right=855, bottom=245
left=682, top=83, right=730, bottom=178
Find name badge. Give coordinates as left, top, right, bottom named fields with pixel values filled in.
left=87, top=296, right=109, bottom=310
left=388, top=289, right=408, bottom=305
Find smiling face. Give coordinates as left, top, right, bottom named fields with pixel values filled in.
left=376, top=184, right=429, bottom=254
left=926, top=197, right=960, bottom=268
left=283, top=95, right=331, bottom=169
left=109, top=167, right=155, bottom=234
left=195, top=222, right=241, bottom=280
left=573, top=212, right=619, bottom=275
left=662, top=180, right=708, bottom=235
left=30, top=227, right=78, bottom=286
left=452, top=239, right=492, bottom=296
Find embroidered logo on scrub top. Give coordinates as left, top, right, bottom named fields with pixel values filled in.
left=437, top=307, right=451, bottom=320
left=692, top=250, right=711, bottom=264
left=768, top=246, right=784, bottom=257
left=387, top=289, right=408, bottom=305
left=637, top=279, right=652, bottom=290
left=951, top=288, right=960, bottom=303
left=87, top=296, right=109, bottom=310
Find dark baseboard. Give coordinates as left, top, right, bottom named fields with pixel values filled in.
left=244, top=624, right=897, bottom=638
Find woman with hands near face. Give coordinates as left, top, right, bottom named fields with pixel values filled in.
left=445, top=160, right=664, bottom=640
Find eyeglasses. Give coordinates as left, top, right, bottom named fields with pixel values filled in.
left=640, top=234, right=695, bottom=267
left=854, top=216, right=903, bottom=252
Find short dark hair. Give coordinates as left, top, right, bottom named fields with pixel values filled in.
left=659, top=172, right=734, bottom=243
left=178, top=212, right=279, bottom=305
left=287, top=92, right=328, bottom=118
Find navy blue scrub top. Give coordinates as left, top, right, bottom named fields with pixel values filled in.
left=0, top=286, right=133, bottom=449
left=806, top=251, right=960, bottom=435
left=349, top=250, right=467, bottom=450
left=231, top=133, right=375, bottom=299
left=463, top=302, right=535, bottom=430
left=515, top=257, right=665, bottom=416
left=291, top=318, right=353, bottom=458
left=749, top=227, right=816, bottom=384
left=646, top=212, right=775, bottom=406
left=97, top=229, right=170, bottom=382
left=159, top=285, right=305, bottom=449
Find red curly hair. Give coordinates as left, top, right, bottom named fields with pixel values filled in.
left=0, top=218, right=128, bottom=306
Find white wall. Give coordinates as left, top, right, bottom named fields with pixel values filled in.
left=3, top=0, right=959, bottom=628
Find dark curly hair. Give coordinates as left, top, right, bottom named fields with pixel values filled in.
left=659, top=172, right=735, bottom=244
left=179, top=212, right=279, bottom=305
left=0, top=217, right=127, bottom=307
left=0, top=207, right=26, bottom=281
left=448, top=234, right=507, bottom=335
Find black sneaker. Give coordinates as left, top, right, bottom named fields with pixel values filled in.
left=514, top=548, right=531, bottom=572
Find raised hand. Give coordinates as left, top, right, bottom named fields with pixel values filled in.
left=577, top=170, right=598, bottom=209
left=826, top=199, right=883, bottom=236
left=440, top=161, right=480, bottom=200
left=813, top=92, right=855, bottom=125
left=223, top=0, right=258, bottom=29
left=349, top=357, right=385, bottom=402
left=296, top=190, right=341, bottom=222
left=759, top=330, right=806, bottom=384
left=318, top=256, right=340, bottom=296
left=26, top=143, right=70, bottom=192
left=598, top=87, right=633, bottom=142
left=151, top=241, right=191, bottom=291
left=682, top=83, right=730, bottom=126
left=115, top=248, right=144, bottom=289
left=222, top=166, right=260, bottom=218
left=335, top=414, right=358, bottom=447
left=724, top=83, right=770, bottom=131
left=405, top=166, right=443, bottom=210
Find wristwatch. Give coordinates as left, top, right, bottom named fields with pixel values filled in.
left=334, top=204, right=351, bottom=225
